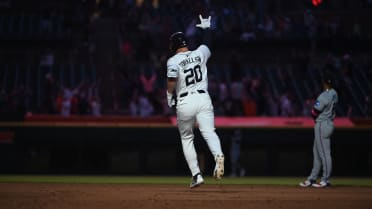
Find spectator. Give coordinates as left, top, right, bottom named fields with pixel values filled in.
left=208, top=75, right=219, bottom=102
left=40, top=50, right=54, bottom=68
left=77, top=82, right=90, bottom=115
left=218, top=78, right=229, bottom=103
left=90, top=96, right=101, bottom=116
left=242, top=95, right=257, bottom=116
left=263, top=90, right=278, bottom=116
left=129, top=92, right=154, bottom=117
left=43, top=73, right=59, bottom=114
left=230, top=67, right=245, bottom=116
left=260, top=15, right=274, bottom=38
left=61, top=94, right=72, bottom=117
left=279, top=91, right=293, bottom=117
left=139, top=69, right=157, bottom=95
left=137, top=94, right=154, bottom=117
left=222, top=97, right=235, bottom=116
left=302, top=98, right=314, bottom=117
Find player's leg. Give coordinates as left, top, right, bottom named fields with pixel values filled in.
left=308, top=136, right=322, bottom=181
left=196, top=105, right=223, bottom=156
left=312, top=121, right=333, bottom=187
left=196, top=102, right=224, bottom=179
left=176, top=102, right=205, bottom=187
left=300, top=124, right=321, bottom=187
left=177, top=114, right=200, bottom=177
left=319, top=121, right=334, bottom=184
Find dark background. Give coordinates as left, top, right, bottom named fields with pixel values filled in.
left=0, top=0, right=372, bottom=177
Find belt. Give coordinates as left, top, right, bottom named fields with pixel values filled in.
left=179, top=90, right=205, bottom=98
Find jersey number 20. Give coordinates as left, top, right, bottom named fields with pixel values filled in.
left=184, top=65, right=202, bottom=86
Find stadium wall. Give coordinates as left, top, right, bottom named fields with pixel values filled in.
left=0, top=117, right=371, bottom=176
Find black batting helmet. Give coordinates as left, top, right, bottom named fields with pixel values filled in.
left=169, top=32, right=187, bottom=53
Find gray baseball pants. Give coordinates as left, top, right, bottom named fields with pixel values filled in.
left=308, top=120, right=334, bottom=183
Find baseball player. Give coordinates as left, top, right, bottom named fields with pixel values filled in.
left=300, top=71, right=338, bottom=188
left=166, top=15, right=224, bottom=188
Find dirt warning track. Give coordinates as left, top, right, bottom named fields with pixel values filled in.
left=0, top=183, right=371, bottom=209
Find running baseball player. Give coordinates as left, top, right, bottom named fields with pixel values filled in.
left=166, top=15, right=224, bottom=188
left=300, top=71, right=338, bottom=188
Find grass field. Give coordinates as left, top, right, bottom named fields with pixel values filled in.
left=0, top=175, right=371, bottom=187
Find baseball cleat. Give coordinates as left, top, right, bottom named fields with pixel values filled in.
left=213, top=154, right=225, bottom=180
left=299, top=180, right=315, bottom=187
left=190, top=173, right=204, bottom=188
left=312, top=181, right=331, bottom=188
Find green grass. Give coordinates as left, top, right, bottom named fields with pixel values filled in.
left=0, top=175, right=371, bottom=187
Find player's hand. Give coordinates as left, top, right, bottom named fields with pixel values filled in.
left=196, top=14, right=211, bottom=29
left=167, top=91, right=177, bottom=108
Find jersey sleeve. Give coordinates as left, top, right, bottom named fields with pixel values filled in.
left=314, top=93, right=328, bottom=112
left=198, top=45, right=211, bottom=61
left=167, top=59, right=178, bottom=78
left=334, top=92, right=339, bottom=104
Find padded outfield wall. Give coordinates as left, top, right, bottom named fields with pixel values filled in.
left=0, top=116, right=371, bottom=176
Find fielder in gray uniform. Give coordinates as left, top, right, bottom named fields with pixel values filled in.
left=300, top=71, right=338, bottom=188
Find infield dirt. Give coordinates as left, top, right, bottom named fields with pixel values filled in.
left=0, top=183, right=371, bottom=209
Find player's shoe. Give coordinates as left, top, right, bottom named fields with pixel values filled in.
left=213, top=154, right=225, bottom=180
left=312, top=181, right=331, bottom=188
left=299, top=180, right=315, bottom=187
left=190, top=173, right=204, bottom=188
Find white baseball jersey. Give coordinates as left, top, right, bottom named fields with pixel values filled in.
left=167, top=45, right=210, bottom=97
left=166, top=44, right=223, bottom=177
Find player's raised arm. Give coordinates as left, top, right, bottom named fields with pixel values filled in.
left=196, top=14, right=211, bottom=29
left=195, top=14, right=212, bottom=59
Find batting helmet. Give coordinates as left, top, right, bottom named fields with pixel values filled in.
left=169, top=32, right=187, bottom=53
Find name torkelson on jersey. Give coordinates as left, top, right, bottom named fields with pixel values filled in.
left=167, top=45, right=210, bottom=96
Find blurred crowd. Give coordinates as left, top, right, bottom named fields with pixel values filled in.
left=112, top=0, right=372, bottom=118
left=0, top=73, right=101, bottom=118
left=1, top=0, right=372, bottom=119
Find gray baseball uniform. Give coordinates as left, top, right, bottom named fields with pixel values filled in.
left=308, top=88, right=338, bottom=183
